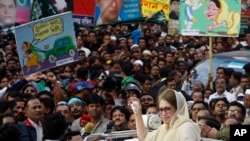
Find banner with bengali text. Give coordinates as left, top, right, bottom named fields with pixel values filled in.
left=15, top=12, right=78, bottom=77
left=141, top=0, right=170, bottom=20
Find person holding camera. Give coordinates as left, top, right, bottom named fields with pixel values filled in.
left=129, top=89, right=201, bottom=141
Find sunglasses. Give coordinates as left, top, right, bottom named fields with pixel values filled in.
left=159, top=106, right=172, bottom=114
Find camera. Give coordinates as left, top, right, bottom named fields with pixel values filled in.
left=142, top=114, right=162, bottom=130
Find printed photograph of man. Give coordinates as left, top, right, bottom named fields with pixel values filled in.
left=0, top=0, right=16, bottom=34
left=96, top=0, right=122, bottom=25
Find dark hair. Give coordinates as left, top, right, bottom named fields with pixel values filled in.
left=0, top=124, right=20, bottom=141
left=228, top=101, right=246, bottom=120
left=164, top=77, right=175, bottom=85
left=0, top=101, right=15, bottom=113
left=0, top=113, right=16, bottom=125
left=159, top=67, right=170, bottom=78
left=37, top=90, right=53, bottom=98
left=60, top=131, right=81, bottom=141
left=191, top=101, right=209, bottom=110
left=121, top=63, right=133, bottom=76
left=197, top=115, right=221, bottom=130
left=76, top=67, right=88, bottom=80
left=85, top=93, right=105, bottom=106
left=110, top=106, right=131, bottom=121
left=211, top=97, right=229, bottom=110
left=39, top=98, right=55, bottom=115
left=231, top=71, right=243, bottom=82
left=42, top=113, right=67, bottom=140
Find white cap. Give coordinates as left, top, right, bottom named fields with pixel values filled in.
left=245, top=89, right=250, bottom=95
left=142, top=50, right=152, bottom=56
left=131, top=44, right=139, bottom=50
left=80, top=48, right=91, bottom=57
left=134, top=60, right=143, bottom=66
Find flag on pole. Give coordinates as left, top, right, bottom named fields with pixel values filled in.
left=31, top=0, right=59, bottom=21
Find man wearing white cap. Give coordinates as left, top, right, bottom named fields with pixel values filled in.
left=243, top=89, right=250, bottom=124
left=133, top=60, right=143, bottom=73
left=130, top=44, right=140, bottom=53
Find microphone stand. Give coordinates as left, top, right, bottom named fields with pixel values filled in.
left=83, top=130, right=138, bottom=141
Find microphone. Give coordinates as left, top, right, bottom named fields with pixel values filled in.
left=104, top=120, right=115, bottom=133
left=81, top=122, right=95, bottom=137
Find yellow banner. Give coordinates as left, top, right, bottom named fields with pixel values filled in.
left=141, top=0, right=170, bottom=20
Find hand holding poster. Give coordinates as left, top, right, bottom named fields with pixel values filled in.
left=15, top=12, right=78, bottom=77
left=179, top=0, right=241, bottom=37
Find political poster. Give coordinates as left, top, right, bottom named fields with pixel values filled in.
left=141, top=0, right=170, bottom=20
left=15, top=12, right=78, bottom=77
left=240, top=0, right=250, bottom=36
left=168, top=0, right=180, bottom=35
left=95, top=0, right=141, bottom=25
left=179, top=0, right=241, bottom=37
left=0, top=0, right=30, bottom=34
left=71, top=0, right=95, bottom=26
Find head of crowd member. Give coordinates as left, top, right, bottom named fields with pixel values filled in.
left=0, top=113, right=16, bottom=125
left=39, top=97, right=54, bottom=117
left=133, top=60, right=144, bottom=73
left=37, top=90, right=53, bottom=99
left=125, top=81, right=142, bottom=98
left=229, top=71, right=242, bottom=89
left=139, top=93, right=154, bottom=114
left=103, top=101, right=115, bottom=120
left=68, top=97, right=85, bottom=119
left=96, top=0, right=122, bottom=24
left=196, top=108, right=213, bottom=122
left=0, top=0, right=16, bottom=28
left=212, top=97, right=229, bottom=124
left=244, top=89, right=250, bottom=109
left=74, top=82, right=94, bottom=100
left=128, top=113, right=136, bottom=130
left=215, top=78, right=227, bottom=94
left=146, top=103, right=158, bottom=114
left=141, top=75, right=153, bottom=93
left=12, top=98, right=26, bottom=122
left=22, top=84, right=38, bottom=98
left=204, top=89, right=213, bottom=101
left=138, top=37, right=146, bottom=50
left=110, top=106, right=131, bottom=131
left=197, top=115, right=221, bottom=132
left=25, top=98, right=43, bottom=124
left=240, top=74, right=250, bottom=90
left=226, top=101, right=246, bottom=123
left=243, top=62, right=250, bottom=76
left=190, top=101, right=209, bottom=122
left=191, top=91, right=204, bottom=102
left=42, top=113, right=67, bottom=140
left=0, top=124, right=20, bottom=141
left=216, top=67, right=227, bottom=79
left=60, top=131, right=82, bottom=141
left=55, top=101, right=73, bottom=123
left=192, top=80, right=204, bottom=93
left=164, top=77, right=176, bottom=90
left=85, top=93, right=105, bottom=121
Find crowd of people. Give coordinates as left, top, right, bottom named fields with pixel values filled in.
left=0, top=21, right=250, bottom=141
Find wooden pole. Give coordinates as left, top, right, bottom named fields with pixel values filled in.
left=209, top=37, right=213, bottom=90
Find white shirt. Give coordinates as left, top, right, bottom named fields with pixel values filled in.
left=96, top=16, right=121, bottom=25
left=230, top=85, right=241, bottom=96
left=208, top=90, right=236, bottom=104
left=28, top=118, right=43, bottom=141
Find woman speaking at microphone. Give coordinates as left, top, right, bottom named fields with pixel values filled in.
left=129, top=89, right=201, bottom=141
